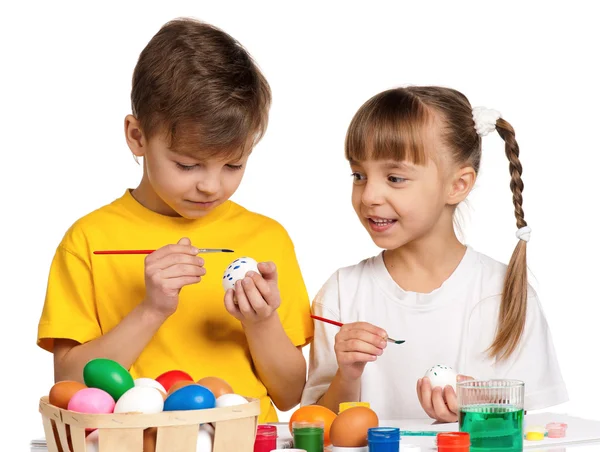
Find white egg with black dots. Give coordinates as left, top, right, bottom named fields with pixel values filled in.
left=222, top=257, right=260, bottom=291
left=424, top=364, right=458, bottom=392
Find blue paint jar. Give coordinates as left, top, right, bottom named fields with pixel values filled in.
left=368, top=427, right=400, bottom=452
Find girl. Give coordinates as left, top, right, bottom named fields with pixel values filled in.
left=301, top=86, right=567, bottom=421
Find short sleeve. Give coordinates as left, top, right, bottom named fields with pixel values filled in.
left=272, top=227, right=313, bottom=348
left=301, top=273, right=341, bottom=406
left=37, top=226, right=102, bottom=352
left=468, top=290, right=568, bottom=411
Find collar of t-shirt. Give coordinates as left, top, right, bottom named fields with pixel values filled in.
left=367, top=246, right=478, bottom=310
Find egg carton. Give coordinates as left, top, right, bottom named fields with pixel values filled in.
left=39, top=395, right=260, bottom=452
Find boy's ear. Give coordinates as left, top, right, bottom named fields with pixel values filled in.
left=124, top=115, right=145, bottom=157
left=447, top=165, right=476, bottom=205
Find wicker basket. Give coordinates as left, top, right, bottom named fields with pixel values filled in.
left=39, top=395, right=260, bottom=452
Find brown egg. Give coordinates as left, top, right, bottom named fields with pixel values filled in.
left=196, top=376, right=234, bottom=398
left=49, top=381, right=87, bottom=409
left=329, top=406, right=379, bottom=447
left=167, top=380, right=196, bottom=395
left=143, top=427, right=157, bottom=452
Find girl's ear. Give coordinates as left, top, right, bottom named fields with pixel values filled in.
left=447, top=166, right=476, bottom=205
left=124, top=115, right=146, bottom=157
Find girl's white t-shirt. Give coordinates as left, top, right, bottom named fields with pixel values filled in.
left=301, top=246, right=568, bottom=419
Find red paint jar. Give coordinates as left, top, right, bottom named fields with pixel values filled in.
left=254, top=424, right=278, bottom=452
left=436, top=432, right=470, bottom=452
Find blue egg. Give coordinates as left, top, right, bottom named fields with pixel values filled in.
left=164, top=384, right=216, bottom=411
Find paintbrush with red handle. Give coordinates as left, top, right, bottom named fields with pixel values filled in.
left=310, top=314, right=405, bottom=344
left=93, top=248, right=234, bottom=255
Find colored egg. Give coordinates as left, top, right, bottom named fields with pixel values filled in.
left=215, top=393, right=248, bottom=408
left=168, top=379, right=196, bottom=395
left=67, top=388, right=115, bottom=414
left=85, top=429, right=100, bottom=452
left=222, top=257, right=260, bottom=291
left=164, top=384, right=215, bottom=411
left=196, top=425, right=214, bottom=452
left=329, top=406, right=379, bottom=447
left=196, top=376, right=233, bottom=398
left=83, top=358, right=134, bottom=401
left=49, top=381, right=87, bottom=409
left=155, top=370, right=194, bottom=393
left=134, top=377, right=167, bottom=395
left=114, top=386, right=164, bottom=414
left=424, top=364, right=457, bottom=392
left=143, top=427, right=158, bottom=452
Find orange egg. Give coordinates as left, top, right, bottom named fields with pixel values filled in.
left=196, top=377, right=234, bottom=398
left=143, top=427, right=157, bottom=452
left=167, top=380, right=196, bottom=395
left=329, top=406, right=379, bottom=447
left=289, top=405, right=337, bottom=446
left=49, top=381, right=87, bottom=409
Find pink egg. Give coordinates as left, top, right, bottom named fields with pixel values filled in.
left=68, top=388, right=115, bottom=414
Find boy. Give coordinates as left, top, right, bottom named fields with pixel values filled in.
left=37, top=18, right=313, bottom=422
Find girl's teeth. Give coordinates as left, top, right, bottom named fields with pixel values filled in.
left=372, top=219, right=394, bottom=224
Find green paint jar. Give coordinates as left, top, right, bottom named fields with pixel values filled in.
left=292, top=421, right=324, bottom=452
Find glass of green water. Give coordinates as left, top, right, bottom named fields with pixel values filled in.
left=457, top=379, right=524, bottom=452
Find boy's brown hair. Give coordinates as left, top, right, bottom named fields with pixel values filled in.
left=131, top=17, right=271, bottom=159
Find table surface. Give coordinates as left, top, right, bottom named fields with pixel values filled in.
left=30, top=415, right=600, bottom=451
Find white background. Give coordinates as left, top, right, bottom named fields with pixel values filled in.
left=1, top=1, right=599, bottom=449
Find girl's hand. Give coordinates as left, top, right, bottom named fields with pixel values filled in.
left=224, top=262, right=281, bottom=326
left=334, top=322, right=388, bottom=381
left=416, top=375, right=473, bottom=423
left=142, top=237, right=206, bottom=318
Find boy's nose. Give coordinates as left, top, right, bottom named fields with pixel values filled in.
left=195, top=175, right=220, bottom=195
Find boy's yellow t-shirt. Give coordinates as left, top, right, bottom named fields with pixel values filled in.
left=37, top=190, right=313, bottom=422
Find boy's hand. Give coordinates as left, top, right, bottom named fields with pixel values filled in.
left=224, top=261, right=281, bottom=326
left=142, top=237, right=206, bottom=318
left=334, top=322, right=388, bottom=381
left=417, top=374, right=473, bottom=423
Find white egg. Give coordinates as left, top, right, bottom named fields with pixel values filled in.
left=200, top=423, right=215, bottom=435
left=134, top=377, right=167, bottom=395
left=114, top=386, right=164, bottom=414
left=424, top=364, right=458, bottom=391
left=222, top=257, right=259, bottom=291
left=196, top=424, right=214, bottom=452
left=215, top=393, right=249, bottom=408
left=85, top=429, right=99, bottom=452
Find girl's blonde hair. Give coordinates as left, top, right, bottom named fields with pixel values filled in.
left=345, top=86, right=528, bottom=361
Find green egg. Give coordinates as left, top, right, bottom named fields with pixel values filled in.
left=83, top=358, right=134, bottom=401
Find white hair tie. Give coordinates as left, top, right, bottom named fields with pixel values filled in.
left=472, top=106, right=501, bottom=136
left=516, top=226, right=531, bottom=242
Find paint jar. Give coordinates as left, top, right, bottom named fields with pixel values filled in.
left=293, top=421, right=324, bottom=452
left=546, top=422, right=567, bottom=438
left=339, top=402, right=371, bottom=413
left=331, top=446, right=368, bottom=452
left=368, top=427, right=400, bottom=452
left=436, top=432, right=470, bottom=451
left=254, top=424, right=277, bottom=452
left=271, top=450, right=307, bottom=452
